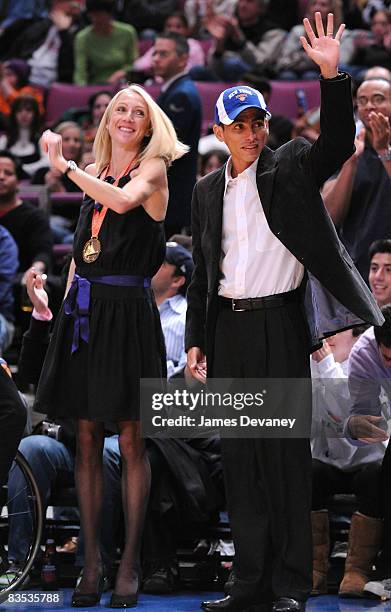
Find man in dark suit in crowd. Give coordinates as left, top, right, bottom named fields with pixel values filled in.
left=153, top=31, right=202, bottom=236
left=185, top=12, right=383, bottom=612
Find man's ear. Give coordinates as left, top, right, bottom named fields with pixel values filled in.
left=172, top=275, right=185, bottom=291
left=213, top=123, right=225, bottom=143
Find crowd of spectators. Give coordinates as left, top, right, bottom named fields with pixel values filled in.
left=0, top=0, right=391, bottom=601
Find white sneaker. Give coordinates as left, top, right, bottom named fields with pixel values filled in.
left=364, top=578, right=391, bottom=599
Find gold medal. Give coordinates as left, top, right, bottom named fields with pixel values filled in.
left=82, top=158, right=137, bottom=264
left=83, top=237, right=101, bottom=263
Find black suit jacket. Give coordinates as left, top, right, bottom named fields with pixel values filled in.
left=185, top=74, right=383, bottom=375
left=157, top=74, right=202, bottom=228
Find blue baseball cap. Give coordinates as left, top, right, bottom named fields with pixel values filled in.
left=165, top=242, right=194, bottom=287
left=214, top=85, right=271, bottom=125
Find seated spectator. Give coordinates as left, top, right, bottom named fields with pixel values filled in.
left=265, top=0, right=300, bottom=31
left=0, top=0, right=47, bottom=32
left=311, top=328, right=384, bottom=597
left=368, top=239, right=391, bottom=306
left=364, top=65, right=391, bottom=80
left=32, top=121, right=84, bottom=193
left=276, top=0, right=354, bottom=80
left=343, top=306, right=391, bottom=597
left=291, top=105, right=321, bottom=144
left=152, top=242, right=194, bottom=378
left=0, top=226, right=18, bottom=354
left=73, top=0, right=138, bottom=85
left=322, top=77, right=391, bottom=281
left=0, top=59, right=44, bottom=120
left=342, top=0, right=388, bottom=29
left=198, top=149, right=228, bottom=179
left=0, top=95, right=46, bottom=178
left=184, top=0, right=237, bottom=37
left=117, top=0, right=179, bottom=37
left=0, top=151, right=52, bottom=281
left=0, top=0, right=86, bottom=87
left=133, top=12, right=205, bottom=81
left=349, top=8, right=391, bottom=79
left=58, top=90, right=113, bottom=153
left=198, top=0, right=286, bottom=81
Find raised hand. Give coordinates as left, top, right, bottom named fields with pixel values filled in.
left=353, top=127, right=366, bottom=159
left=368, top=110, right=391, bottom=154
left=41, top=129, right=67, bottom=173
left=300, top=12, right=345, bottom=78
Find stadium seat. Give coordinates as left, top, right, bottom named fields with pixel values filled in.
left=45, top=83, right=117, bottom=127
left=269, top=79, right=320, bottom=119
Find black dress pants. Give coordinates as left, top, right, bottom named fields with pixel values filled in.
left=213, top=296, right=312, bottom=601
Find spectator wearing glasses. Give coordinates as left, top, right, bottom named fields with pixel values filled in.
left=322, top=77, right=391, bottom=281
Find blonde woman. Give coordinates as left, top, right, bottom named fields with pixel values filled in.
left=36, top=85, right=188, bottom=608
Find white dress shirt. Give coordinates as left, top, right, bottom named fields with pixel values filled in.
left=218, top=157, right=304, bottom=298
left=158, top=294, right=187, bottom=379
left=311, top=354, right=386, bottom=470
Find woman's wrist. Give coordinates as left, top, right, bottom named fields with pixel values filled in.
left=55, top=158, right=68, bottom=174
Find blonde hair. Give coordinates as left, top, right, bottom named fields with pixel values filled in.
left=93, top=84, right=189, bottom=174
left=55, top=121, right=84, bottom=163
left=55, top=121, right=83, bottom=137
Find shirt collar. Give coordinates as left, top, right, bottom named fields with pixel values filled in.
left=224, top=156, right=258, bottom=197
left=159, top=293, right=187, bottom=314
left=161, top=71, right=188, bottom=93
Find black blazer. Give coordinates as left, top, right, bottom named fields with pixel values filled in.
left=185, top=74, right=383, bottom=374
left=157, top=74, right=202, bottom=228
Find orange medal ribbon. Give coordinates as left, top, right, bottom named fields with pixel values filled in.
left=82, top=158, right=137, bottom=264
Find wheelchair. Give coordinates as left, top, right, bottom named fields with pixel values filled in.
left=0, top=450, right=43, bottom=603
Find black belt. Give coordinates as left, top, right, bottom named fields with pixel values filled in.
left=218, top=289, right=300, bottom=312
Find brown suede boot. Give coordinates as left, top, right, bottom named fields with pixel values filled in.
left=339, top=512, right=383, bottom=598
left=311, top=510, right=329, bottom=596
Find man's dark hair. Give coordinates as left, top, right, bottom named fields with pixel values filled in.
left=374, top=305, right=391, bottom=347
left=352, top=323, right=371, bottom=337
left=156, top=31, right=189, bottom=56
left=86, top=0, right=115, bottom=14
left=369, top=239, right=391, bottom=260
left=0, top=150, right=23, bottom=179
left=165, top=11, right=189, bottom=28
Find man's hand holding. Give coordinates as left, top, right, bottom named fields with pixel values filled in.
left=26, top=268, right=52, bottom=321
left=300, top=12, right=344, bottom=78
left=348, top=414, right=389, bottom=443
left=187, top=347, right=207, bottom=384
left=312, top=341, right=332, bottom=363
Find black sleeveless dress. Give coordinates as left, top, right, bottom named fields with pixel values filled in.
left=35, top=174, right=166, bottom=421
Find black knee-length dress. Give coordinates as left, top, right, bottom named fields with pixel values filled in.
left=35, top=174, right=166, bottom=421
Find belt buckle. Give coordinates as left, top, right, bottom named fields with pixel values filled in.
left=232, top=299, right=245, bottom=312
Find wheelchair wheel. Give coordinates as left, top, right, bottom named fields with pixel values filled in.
left=0, top=450, right=43, bottom=602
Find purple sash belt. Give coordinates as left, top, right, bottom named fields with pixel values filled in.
left=64, top=274, right=151, bottom=354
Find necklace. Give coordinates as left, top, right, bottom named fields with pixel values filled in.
left=82, top=157, right=137, bottom=263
